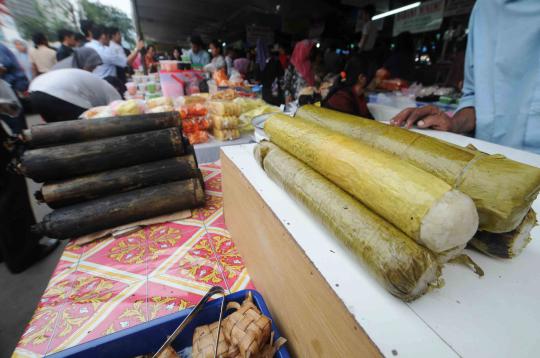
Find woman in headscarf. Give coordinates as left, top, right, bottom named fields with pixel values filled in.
left=52, top=46, right=102, bottom=71
left=233, top=55, right=250, bottom=78
left=323, top=54, right=372, bottom=118
left=281, top=39, right=316, bottom=103
left=29, top=47, right=121, bottom=122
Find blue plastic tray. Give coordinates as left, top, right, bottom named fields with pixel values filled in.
left=46, top=290, right=290, bottom=358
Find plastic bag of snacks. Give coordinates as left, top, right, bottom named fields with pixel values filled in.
left=179, top=103, right=208, bottom=119
left=211, top=89, right=237, bottom=101
left=146, top=96, right=173, bottom=109
left=110, top=99, right=146, bottom=116
left=80, top=106, right=114, bottom=119
left=209, top=115, right=239, bottom=130
left=213, top=68, right=229, bottom=86
left=208, top=101, right=241, bottom=116
left=182, top=117, right=210, bottom=134
left=238, top=105, right=280, bottom=133
left=213, top=128, right=240, bottom=141
left=232, top=97, right=266, bottom=113
left=146, top=105, right=175, bottom=114
left=187, top=130, right=209, bottom=145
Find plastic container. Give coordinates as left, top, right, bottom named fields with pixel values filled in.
left=160, top=60, right=179, bottom=72
left=146, top=82, right=157, bottom=94
left=126, top=82, right=137, bottom=95
left=160, top=72, right=185, bottom=98
left=46, top=290, right=289, bottom=358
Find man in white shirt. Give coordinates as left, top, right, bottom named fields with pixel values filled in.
left=85, top=25, right=127, bottom=79
left=108, top=27, right=143, bottom=68
left=357, top=5, right=378, bottom=52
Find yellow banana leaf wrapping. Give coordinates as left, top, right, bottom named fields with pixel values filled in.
left=255, top=141, right=441, bottom=301
left=470, top=210, right=537, bottom=259
left=264, top=113, right=478, bottom=253
left=296, top=105, right=540, bottom=233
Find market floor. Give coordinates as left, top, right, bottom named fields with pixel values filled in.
left=0, top=115, right=66, bottom=358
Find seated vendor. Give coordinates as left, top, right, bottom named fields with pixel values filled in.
left=29, top=47, right=121, bottom=122
left=204, top=40, right=226, bottom=74
left=322, top=55, right=372, bottom=118
left=391, top=1, right=540, bottom=154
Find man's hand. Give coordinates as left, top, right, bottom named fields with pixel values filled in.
left=391, top=105, right=454, bottom=131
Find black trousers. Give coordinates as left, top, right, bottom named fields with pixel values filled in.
left=0, top=126, right=42, bottom=273
left=30, top=91, right=86, bottom=123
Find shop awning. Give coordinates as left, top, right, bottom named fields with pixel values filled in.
left=131, top=0, right=338, bottom=46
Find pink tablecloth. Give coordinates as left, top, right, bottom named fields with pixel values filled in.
left=14, top=162, right=253, bottom=357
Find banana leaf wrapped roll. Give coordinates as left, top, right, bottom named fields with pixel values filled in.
left=255, top=142, right=442, bottom=301
left=264, top=114, right=478, bottom=253
left=470, top=210, right=537, bottom=259
left=295, top=105, right=540, bottom=234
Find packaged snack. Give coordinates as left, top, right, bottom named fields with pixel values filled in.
left=80, top=106, right=113, bottom=119
left=213, top=128, right=240, bottom=141
left=209, top=115, right=239, bottom=130
left=211, top=89, right=237, bottom=100
left=213, top=68, right=229, bottom=86
left=187, top=130, right=209, bottom=144
left=208, top=101, right=241, bottom=116
left=146, top=96, right=173, bottom=109
left=182, top=117, right=210, bottom=133
left=113, top=99, right=145, bottom=116
left=146, top=105, right=174, bottom=113
left=179, top=103, right=208, bottom=119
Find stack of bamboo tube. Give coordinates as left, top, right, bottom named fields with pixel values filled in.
left=17, top=112, right=205, bottom=239
left=257, top=107, right=540, bottom=301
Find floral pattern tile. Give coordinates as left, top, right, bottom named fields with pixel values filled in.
left=14, top=162, right=255, bottom=358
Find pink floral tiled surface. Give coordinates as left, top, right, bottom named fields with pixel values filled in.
left=13, top=163, right=254, bottom=358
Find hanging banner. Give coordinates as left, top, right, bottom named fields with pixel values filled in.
left=393, top=0, right=445, bottom=37
left=444, top=0, right=475, bottom=17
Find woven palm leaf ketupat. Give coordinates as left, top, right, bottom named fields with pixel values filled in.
left=254, top=141, right=442, bottom=301
left=223, top=292, right=272, bottom=357
left=295, top=105, right=540, bottom=234
left=192, top=320, right=236, bottom=358
left=264, top=114, right=479, bottom=254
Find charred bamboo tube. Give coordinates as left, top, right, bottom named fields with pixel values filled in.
left=296, top=105, right=540, bottom=233
left=36, top=155, right=199, bottom=208
left=23, top=112, right=180, bottom=147
left=254, top=142, right=441, bottom=301
left=264, top=114, right=479, bottom=253
left=18, top=128, right=184, bottom=182
left=32, top=178, right=205, bottom=239
left=470, top=210, right=537, bottom=259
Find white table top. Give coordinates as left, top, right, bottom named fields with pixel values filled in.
left=194, top=133, right=253, bottom=163
left=221, top=130, right=540, bottom=358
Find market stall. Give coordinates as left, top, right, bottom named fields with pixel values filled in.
left=12, top=99, right=540, bottom=357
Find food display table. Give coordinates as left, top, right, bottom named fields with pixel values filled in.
left=194, top=133, right=253, bottom=164
left=14, top=163, right=253, bottom=358
left=221, top=131, right=540, bottom=358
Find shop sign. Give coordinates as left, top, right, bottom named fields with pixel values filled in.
left=393, top=0, right=445, bottom=36
left=444, top=0, right=475, bottom=17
